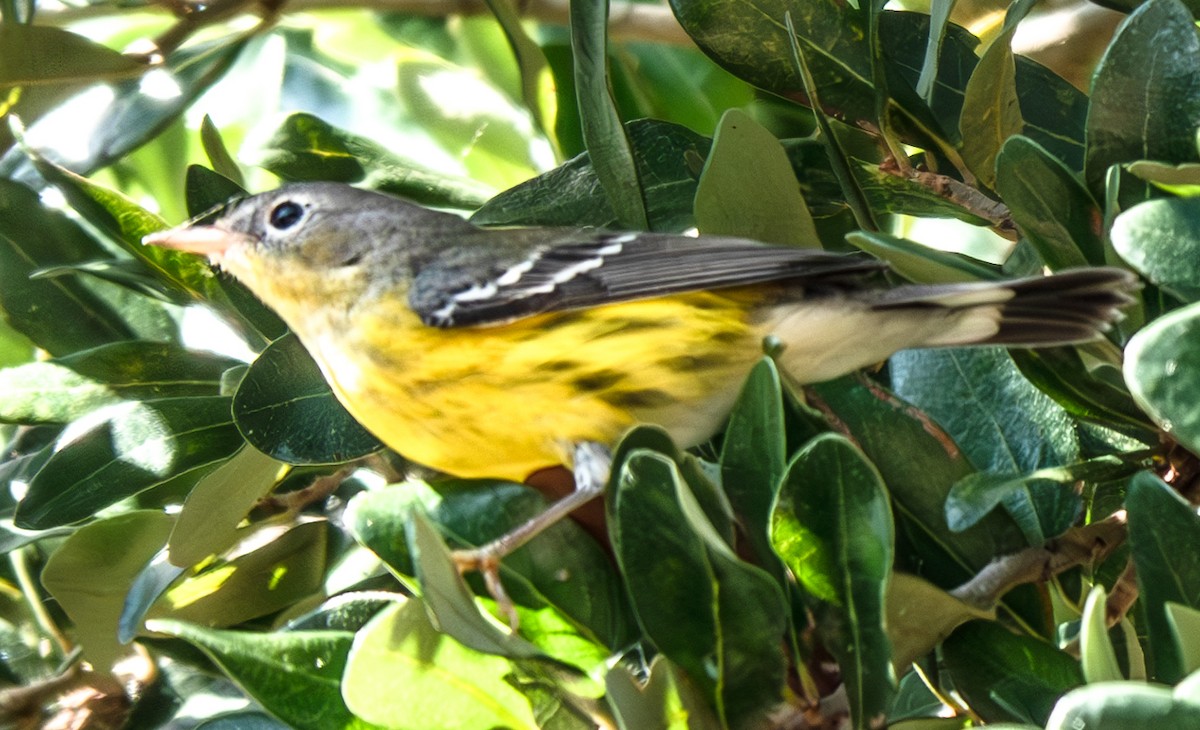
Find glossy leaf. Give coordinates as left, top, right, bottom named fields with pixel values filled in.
left=1113, top=197, right=1200, bottom=301
left=1126, top=471, right=1200, bottom=682
left=996, top=136, right=1104, bottom=270
left=0, top=25, right=146, bottom=86
left=1012, top=348, right=1154, bottom=440
left=943, top=620, right=1083, bottom=725
left=773, top=434, right=896, bottom=727
left=1085, top=0, right=1200, bottom=193
left=611, top=449, right=787, bottom=725
left=255, top=113, right=494, bottom=210
left=15, top=396, right=243, bottom=529
left=472, top=119, right=709, bottom=232
left=42, top=511, right=174, bottom=670
left=891, top=348, right=1080, bottom=544
left=0, top=341, right=236, bottom=424
left=695, top=109, right=817, bottom=245
left=1, top=37, right=248, bottom=183
left=0, top=180, right=136, bottom=355
left=232, top=334, right=382, bottom=465
left=342, top=599, right=538, bottom=730
left=149, top=619, right=376, bottom=730
left=1125, top=302, right=1200, bottom=454
left=200, top=115, right=245, bottom=187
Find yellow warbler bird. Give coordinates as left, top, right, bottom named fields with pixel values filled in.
left=146, top=182, right=1136, bottom=560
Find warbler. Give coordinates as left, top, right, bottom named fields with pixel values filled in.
left=146, top=181, right=1136, bottom=544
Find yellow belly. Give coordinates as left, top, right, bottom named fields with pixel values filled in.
left=303, top=290, right=768, bottom=480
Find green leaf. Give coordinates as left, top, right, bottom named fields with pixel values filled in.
left=342, top=599, right=539, bottom=730
left=1126, top=471, right=1200, bottom=682
left=167, top=446, right=283, bottom=568
left=1113, top=197, right=1200, bottom=301
left=605, top=656, right=717, bottom=730
left=0, top=179, right=136, bottom=355
left=570, top=0, right=647, bottom=229
left=1085, top=0, right=1200, bottom=194
left=996, top=136, right=1104, bottom=270
left=846, top=230, right=999, bottom=284
left=611, top=449, right=787, bottom=725
left=0, top=341, right=237, bottom=424
left=1125, top=302, right=1200, bottom=453
left=0, top=25, right=146, bottom=86
left=255, top=112, right=494, bottom=210
left=185, top=163, right=247, bottom=216
left=148, top=619, right=377, bottom=730
left=958, top=0, right=1029, bottom=188
left=1080, top=586, right=1124, bottom=683
left=943, top=620, right=1083, bottom=725
left=154, top=518, right=328, bottom=628
left=15, top=396, right=243, bottom=529
left=773, top=434, right=896, bottom=727
left=1012, top=348, right=1154, bottom=440
left=345, top=479, right=629, bottom=658
left=887, top=572, right=992, bottom=670
left=42, top=511, right=174, bottom=670
left=808, top=378, right=1040, bottom=630
left=1046, top=681, right=1200, bottom=728
left=916, top=0, right=956, bottom=102
left=694, top=109, right=818, bottom=246
left=1, top=37, right=247, bottom=182
left=472, top=119, right=705, bottom=232
left=232, top=333, right=382, bottom=465
left=479, top=0, right=556, bottom=151
left=199, top=115, right=245, bottom=188
left=891, top=348, right=1080, bottom=544
left=1127, top=160, right=1200, bottom=196
left=1167, top=603, right=1200, bottom=675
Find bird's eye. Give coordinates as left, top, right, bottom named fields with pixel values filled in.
left=268, top=200, right=306, bottom=231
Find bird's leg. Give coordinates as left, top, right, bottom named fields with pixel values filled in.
left=452, top=442, right=612, bottom=629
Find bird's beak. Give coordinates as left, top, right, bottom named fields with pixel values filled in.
left=142, top=225, right=254, bottom=256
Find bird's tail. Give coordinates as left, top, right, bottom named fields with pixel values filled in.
left=870, top=267, right=1140, bottom=347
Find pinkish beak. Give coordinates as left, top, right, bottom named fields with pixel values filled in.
left=142, top=225, right=253, bottom=256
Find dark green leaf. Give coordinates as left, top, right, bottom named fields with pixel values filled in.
left=694, top=109, right=817, bottom=245
left=720, top=358, right=786, bottom=569
left=149, top=620, right=376, bottom=730
left=1112, top=197, right=1200, bottom=301
left=232, top=333, right=382, bottom=465
left=16, top=396, right=242, bottom=529
left=0, top=180, right=136, bottom=355
left=570, top=0, right=647, bottom=229
left=891, top=348, right=1080, bottom=545
left=996, top=136, right=1104, bottom=269
left=1011, top=348, right=1154, bottom=440
left=0, top=341, right=237, bottom=424
left=611, top=450, right=787, bottom=725
left=1085, top=0, right=1200, bottom=193
left=185, top=164, right=246, bottom=217
left=943, top=620, right=1083, bottom=725
left=1126, top=471, right=1200, bottom=682
left=1, top=36, right=248, bottom=183
left=1125, top=302, right=1200, bottom=454
left=846, top=230, right=999, bottom=284
left=773, top=434, right=896, bottom=727
left=472, top=119, right=708, bottom=231
left=255, top=112, right=493, bottom=210
left=0, top=25, right=146, bottom=86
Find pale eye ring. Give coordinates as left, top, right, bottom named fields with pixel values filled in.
left=268, top=200, right=305, bottom=230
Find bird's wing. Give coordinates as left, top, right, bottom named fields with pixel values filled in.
left=408, top=228, right=887, bottom=328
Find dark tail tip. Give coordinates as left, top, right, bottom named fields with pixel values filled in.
left=987, top=267, right=1140, bottom=346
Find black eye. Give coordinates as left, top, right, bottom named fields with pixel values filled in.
left=268, top=200, right=305, bottom=230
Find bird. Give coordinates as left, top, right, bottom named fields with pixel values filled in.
left=144, top=181, right=1138, bottom=581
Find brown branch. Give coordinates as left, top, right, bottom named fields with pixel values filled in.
left=950, top=513, right=1127, bottom=611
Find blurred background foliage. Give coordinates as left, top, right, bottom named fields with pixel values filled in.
left=2, top=0, right=1200, bottom=728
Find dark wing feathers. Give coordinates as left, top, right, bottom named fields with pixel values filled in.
left=411, top=229, right=885, bottom=328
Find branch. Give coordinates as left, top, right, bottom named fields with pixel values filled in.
left=950, top=512, right=1128, bottom=611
